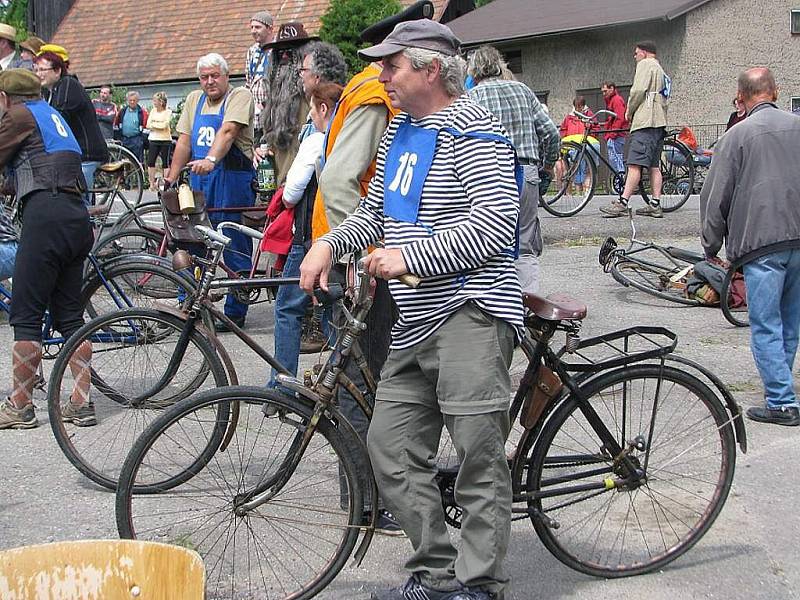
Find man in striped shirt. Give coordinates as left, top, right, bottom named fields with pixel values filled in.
left=300, top=19, right=523, bottom=600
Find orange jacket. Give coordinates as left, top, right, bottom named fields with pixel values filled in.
left=311, top=65, right=397, bottom=241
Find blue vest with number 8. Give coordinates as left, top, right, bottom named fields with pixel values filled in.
left=25, top=100, right=82, bottom=156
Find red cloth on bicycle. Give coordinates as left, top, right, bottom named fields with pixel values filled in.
left=677, top=127, right=699, bottom=151
left=260, top=186, right=294, bottom=270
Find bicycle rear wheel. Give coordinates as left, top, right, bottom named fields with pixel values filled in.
left=640, top=139, right=695, bottom=213
left=541, top=141, right=596, bottom=217
left=526, top=364, right=736, bottom=577
left=116, top=386, right=363, bottom=600
left=93, top=228, right=167, bottom=262
left=82, top=256, right=195, bottom=319
left=47, top=307, right=227, bottom=490
left=610, top=250, right=702, bottom=306
left=110, top=200, right=164, bottom=234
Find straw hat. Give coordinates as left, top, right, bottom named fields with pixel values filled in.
left=0, top=23, right=18, bottom=43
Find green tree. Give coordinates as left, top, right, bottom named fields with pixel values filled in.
left=319, top=0, right=402, bottom=75
left=0, top=0, right=29, bottom=37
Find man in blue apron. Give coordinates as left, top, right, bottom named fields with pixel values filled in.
left=0, top=69, right=95, bottom=430
left=168, top=52, right=257, bottom=330
left=300, top=20, right=524, bottom=600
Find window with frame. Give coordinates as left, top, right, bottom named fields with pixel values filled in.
left=791, top=97, right=800, bottom=114
left=501, top=50, right=523, bottom=74
left=534, top=90, right=549, bottom=105
left=792, top=9, right=800, bottom=34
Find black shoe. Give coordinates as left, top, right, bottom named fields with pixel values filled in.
left=363, top=509, right=406, bottom=537
left=746, top=405, right=800, bottom=426
left=214, top=315, right=245, bottom=333
left=371, top=575, right=457, bottom=600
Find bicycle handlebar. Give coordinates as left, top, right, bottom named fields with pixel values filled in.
left=217, top=221, right=264, bottom=241
left=573, top=109, right=617, bottom=123
left=195, top=225, right=231, bottom=246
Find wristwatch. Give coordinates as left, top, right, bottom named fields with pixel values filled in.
left=206, top=155, right=217, bottom=164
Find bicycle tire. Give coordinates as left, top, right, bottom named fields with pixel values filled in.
left=47, top=307, right=227, bottom=490
left=82, top=256, right=196, bottom=319
left=541, top=141, right=596, bottom=217
left=610, top=253, right=702, bottom=306
left=639, top=139, right=695, bottom=213
left=720, top=267, right=749, bottom=327
left=110, top=200, right=164, bottom=234
left=116, top=385, right=363, bottom=600
left=526, top=364, right=736, bottom=577
left=104, top=141, right=146, bottom=206
left=93, top=228, right=168, bottom=262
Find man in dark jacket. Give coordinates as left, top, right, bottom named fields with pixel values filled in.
left=34, top=48, right=109, bottom=205
left=701, top=67, right=800, bottom=426
left=0, top=69, right=95, bottom=429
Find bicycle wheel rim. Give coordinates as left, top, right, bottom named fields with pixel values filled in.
left=527, top=365, right=736, bottom=577
left=93, top=229, right=167, bottom=262
left=47, top=308, right=227, bottom=490
left=659, top=141, right=694, bottom=213
left=611, top=256, right=702, bottom=306
left=116, top=387, right=363, bottom=600
left=541, top=142, right=595, bottom=217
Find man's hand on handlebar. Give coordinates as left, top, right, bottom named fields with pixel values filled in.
left=364, top=248, right=408, bottom=281
left=299, top=242, right=334, bottom=296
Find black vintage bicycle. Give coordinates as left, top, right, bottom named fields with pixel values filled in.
left=600, top=208, right=749, bottom=327
left=542, top=110, right=696, bottom=217
left=105, top=225, right=745, bottom=599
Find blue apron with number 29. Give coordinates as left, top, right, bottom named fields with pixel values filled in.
left=383, top=116, right=524, bottom=257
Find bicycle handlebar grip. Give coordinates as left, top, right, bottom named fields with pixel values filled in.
left=313, top=283, right=345, bottom=306
left=217, top=221, right=264, bottom=241
left=397, top=273, right=421, bottom=288
left=196, top=225, right=231, bottom=246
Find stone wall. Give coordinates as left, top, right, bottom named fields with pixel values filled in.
left=499, top=0, right=800, bottom=127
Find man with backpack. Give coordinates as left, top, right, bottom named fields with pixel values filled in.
left=601, top=40, right=669, bottom=219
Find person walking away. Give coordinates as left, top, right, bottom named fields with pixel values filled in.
left=467, top=44, right=559, bottom=294
left=701, top=67, right=800, bottom=427
left=0, top=69, right=94, bottom=430
left=146, top=91, right=173, bottom=189
left=301, top=20, right=523, bottom=600
left=600, top=40, right=668, bottom=218
left=600, top=81, right=629, bottom=174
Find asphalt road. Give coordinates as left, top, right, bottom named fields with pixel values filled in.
left=1, top=194, right=798, bottom=599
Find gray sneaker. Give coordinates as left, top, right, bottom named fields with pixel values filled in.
left=599, top=200, right=629, bottom=218
left=0, top=398, right=38, bottom=430
left=62, top=400, right=97, bottom=427
left=635, top=203, right=664, bottom=218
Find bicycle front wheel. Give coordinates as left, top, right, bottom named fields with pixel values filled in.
left=47, top=307, right=227, bottom=490
left=116, top=386, right=363, bottom=600
left=640, top=139, right=695, bottom=213
left=526, top=364, right=736, bottom=577
left=610, top=251, right=702, bottom=306
left=541, top=141, right=596, bottom=217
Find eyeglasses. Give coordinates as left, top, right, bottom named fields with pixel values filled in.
left=33, top=67, right=55, bottom=73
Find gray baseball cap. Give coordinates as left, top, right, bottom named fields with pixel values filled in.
left=358, top=20, right=461, bottom=60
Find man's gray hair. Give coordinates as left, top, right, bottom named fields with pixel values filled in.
left=737, top=67, right=777, bottom=100
left=196, top=53, right=229, bottom=75
left=303, top=41, right=347, bottom=85
left=126, top=90, right=139, bottom=100
left=403, top=47, right=465, bottom=97
left=466, top=45, right=506, bottom=82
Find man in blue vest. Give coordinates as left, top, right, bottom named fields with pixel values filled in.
left=0, top=69, right=95, bottom=429
left=167, top=53, right=257, bottom=330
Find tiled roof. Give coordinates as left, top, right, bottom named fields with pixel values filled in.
left=52, top=0, right=448, bottom=88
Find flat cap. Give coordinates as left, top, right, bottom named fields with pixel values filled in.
left=358, top=19, right=460, bottom=61
left=0, top=68, right=42, bottom=96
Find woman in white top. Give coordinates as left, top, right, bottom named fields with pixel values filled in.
left=146, top=92, right=173, bottom=190
left=269, top=82, right=343, bottom=386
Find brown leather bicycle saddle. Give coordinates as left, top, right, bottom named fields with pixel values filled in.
left=523, top=293, right=587, bottom=321
left=98, top=160, right=131, bottom=173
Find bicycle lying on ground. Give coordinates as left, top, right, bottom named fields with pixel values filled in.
left=101, top=224, right=745, bottom=599
left=599, top=208, right=749, bottom=327
left=542, top=110, right=696, bottom=217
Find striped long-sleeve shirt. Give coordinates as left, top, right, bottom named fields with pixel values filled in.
left=320, top=95, right=525, bottom=350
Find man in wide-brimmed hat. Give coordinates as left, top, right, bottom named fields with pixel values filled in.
left=0, top=23, right=28, bottom=70
left=256, top=21, right=319, bottom=183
